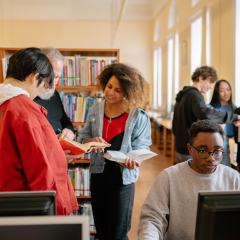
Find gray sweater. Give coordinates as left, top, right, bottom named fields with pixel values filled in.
left=138, top=160, right=240, bottom=240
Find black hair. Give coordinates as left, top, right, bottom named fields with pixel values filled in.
left=6, top=47, right=54, bottom=88
left=209, top=79, right=234, bottom=112
left=189, top=120, right=224, bottom=145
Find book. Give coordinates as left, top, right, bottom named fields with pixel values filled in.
left=59, top=138, right=110, bottom=155
left=103, top=149, right=158, bottom=163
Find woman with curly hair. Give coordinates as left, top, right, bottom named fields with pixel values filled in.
left=79, top=63, right=151, bottom=240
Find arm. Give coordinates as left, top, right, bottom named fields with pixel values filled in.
left=132, top=111, right=152, bottom=150
left=138, top=172, right=170, bottom=240
left=191, top=92, right=238, bottom=124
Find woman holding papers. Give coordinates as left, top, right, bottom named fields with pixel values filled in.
left=79, top=63, right=151, bottom=240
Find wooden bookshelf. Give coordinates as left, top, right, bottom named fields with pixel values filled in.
left=69, top=159, right=90, bottom=163
left=77, top=196, right=91, bottom=199
left=56, top=85, right=99, bottom=92
left=0, top=47, right=120, bottom=83
left=72, top=122, right=86, bottom=126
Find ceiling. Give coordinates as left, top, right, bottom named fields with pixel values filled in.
left=0, top=0, right=169, bottom=21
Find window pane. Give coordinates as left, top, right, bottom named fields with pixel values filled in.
left=168, top=38, right=174, bottom=113
left=157, top=47, right=162, bottom=107
left=191, top=17, right=203, bottom=79
left=175, top=33, right=179, bottom=95
left=153, top=49, right=158, bottom=109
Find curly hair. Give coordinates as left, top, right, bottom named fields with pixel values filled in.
left=189, top=119, right=224, bottom=145
left=191, top=66, right=218, bottom=83
left=96, top=63, right=147, bottom=109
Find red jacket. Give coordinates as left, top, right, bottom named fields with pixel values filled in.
left=0, top=94, right=78, bottom=215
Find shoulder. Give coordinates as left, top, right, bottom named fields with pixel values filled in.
left=217, top=164, right=240, bottom=179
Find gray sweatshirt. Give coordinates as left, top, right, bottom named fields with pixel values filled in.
left=138, top=160, right=240, bottom=240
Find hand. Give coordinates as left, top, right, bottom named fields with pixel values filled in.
left=233, top=121, right=240, bottom=127
left=84, top=137, right=110, bottom=153
left=57, top=128, right=75, bottom=140
left=118, top=158, right=141, bottom=170
left=64, top=150, right=84, bottom=163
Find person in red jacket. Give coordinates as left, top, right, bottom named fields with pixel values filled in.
left=0, top=47, right=78, bottom=215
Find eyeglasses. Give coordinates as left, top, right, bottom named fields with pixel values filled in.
left=190, top=144, right=224, bottom=160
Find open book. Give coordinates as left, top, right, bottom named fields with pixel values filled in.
left=103, top=149, right=157, bottom=163
left=59, top=138, right=110, bottom=155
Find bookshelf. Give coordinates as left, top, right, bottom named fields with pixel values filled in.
left=0, top=47, right=120, bottom=84
left=1, top=47, right=119, bottom=239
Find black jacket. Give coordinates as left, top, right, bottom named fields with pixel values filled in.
left=234, top=108, right=240, bottom=165
left=34, top=90, right=74, bottom=134
left=172, top=86, right=238, bottom=155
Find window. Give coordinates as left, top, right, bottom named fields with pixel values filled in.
left=205, top=6, right=211, bottom=103
left=154, top=20, right=160, bottom=42
left=168, top=0, right=178, bottom=29
left=153, top=49, right=158, bottom=109
left=192, top=0, right=200, bottom=7
left=157, top=47, right=162, bottom=107
left=191, top=17, right=203, bottom=79
left=235, top=0, right=240, bottom=106
left=167, top=38, right=174, bottom=113
left=174, top=33, right=179, bottom=95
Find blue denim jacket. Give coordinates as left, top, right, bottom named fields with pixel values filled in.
left=79, top=100, right=152, bottom=185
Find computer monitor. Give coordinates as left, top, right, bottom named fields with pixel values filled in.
left=0, top=216, right=89, bottom=240
left=0, top=191, right=57, bottom=216
left=195, top=190, right=240, bottom=240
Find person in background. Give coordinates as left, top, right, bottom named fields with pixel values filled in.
left=79, top=63, right=152, bottom=240
left=34, top=47, right=82, bottom=162
left=208, top=80, right=236, bottom=167
left=173, top=66, right=240, bottom=163
left=138, top=120, right=240, bottom=240
left=0, top=48, right=78, bottom=215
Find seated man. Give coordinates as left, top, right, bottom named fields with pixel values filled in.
left=138, top=119, right=240, bottom=240
left=0, top=48, right=78, bottom=215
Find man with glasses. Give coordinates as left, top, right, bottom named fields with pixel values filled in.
left=138, top=119, right=240, bottom=240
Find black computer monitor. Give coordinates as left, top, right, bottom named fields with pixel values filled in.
left=195, top=190, right=240, bottom=240
left=0, top=191, right=57, bottom=216
left=0, top=216, right=89, bottom=240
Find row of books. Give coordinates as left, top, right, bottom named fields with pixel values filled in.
left=78, top=202, right=96, bottom=231
left=58, top=56, right=117, bottom=87
left=90, top=236, right=99, bottom=240
left=73, top=152, right=92, bottom=160
left=69, top=167, right=90, bottom=196
left=59, top=93, right=104, bottom=123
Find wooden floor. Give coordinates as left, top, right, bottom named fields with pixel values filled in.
left=128, top=144, right=173, bottom=240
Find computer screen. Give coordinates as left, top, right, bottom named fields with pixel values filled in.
left=0, top=216, right=89, bottom=240
left=0, top=191, right=57, bottom=216
left=195, top=190, right=240, bottom=240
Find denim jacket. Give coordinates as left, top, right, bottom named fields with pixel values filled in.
left=79, top=100, right=152, bottom=185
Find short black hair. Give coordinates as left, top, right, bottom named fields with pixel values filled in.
left=189, top=120, right=224, bottom=144
left=6, top=47, right=54, bottom=88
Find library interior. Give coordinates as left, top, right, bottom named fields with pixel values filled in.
left=1, top=0, right=240, bottom=240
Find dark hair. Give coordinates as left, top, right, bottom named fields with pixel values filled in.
left=191, top=66, right=218, bottom=83
left=189, top=120, right=224, bottom=145
left=97, top=63, right=147, bottom=109
left=6, top=47, right=54, bottom=88
left=209, top=79, right=234, bottom=112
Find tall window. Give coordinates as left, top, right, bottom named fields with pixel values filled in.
left=157, top=47, right=162, bottom=107
left=205, top=6, right=211, bottom=103
left=191, top=17, right=203, bottom=79
left=192, top=0, right=200, bottom=7
left=168, top=0, right=178, bottom=29
left=174, top=33, right=179, bottom=95
left=168, top=38, right=174, bottom=113
left=235, top=0, right=240, bottom=106
left=153, top=49, right=158, bottom=109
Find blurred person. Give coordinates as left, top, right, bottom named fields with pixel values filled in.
left=208, top=80, right=236, bottom=167
left=173, top=66, right=240, bottom=163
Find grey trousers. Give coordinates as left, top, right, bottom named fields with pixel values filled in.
left=175, top=152, right=192, bottom=164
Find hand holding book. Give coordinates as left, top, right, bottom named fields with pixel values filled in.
left=59, top=137, right=111, bottom=155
